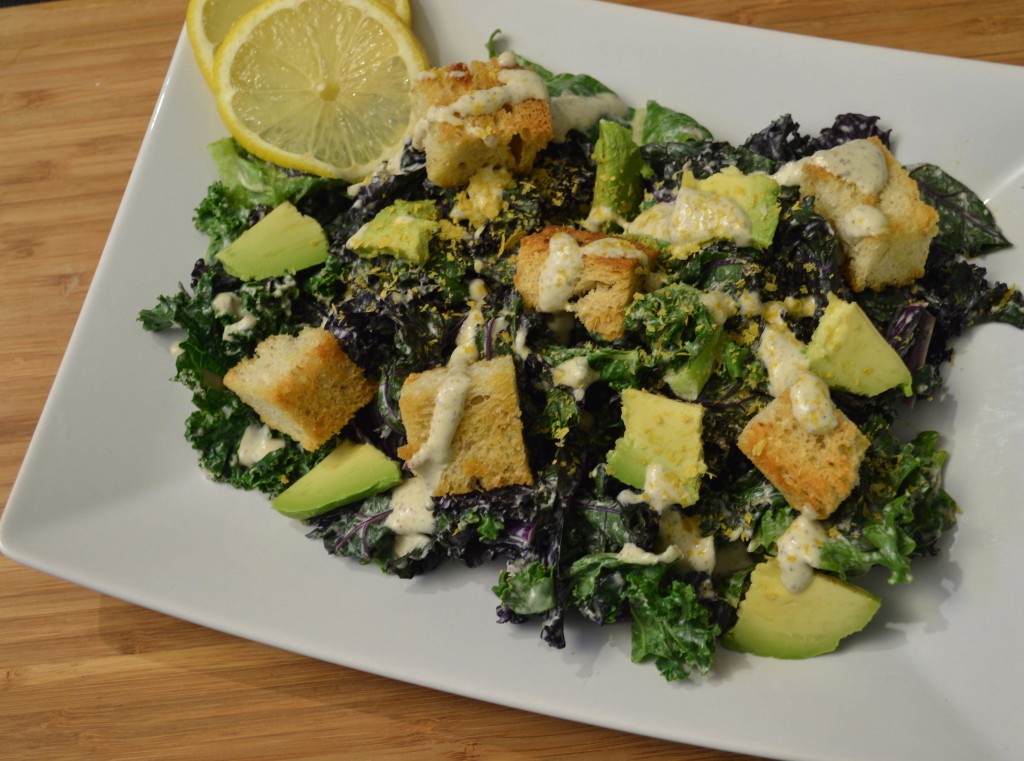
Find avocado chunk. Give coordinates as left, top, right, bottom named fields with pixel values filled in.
left=346, top=199, right=440, bottom=264
left=216, top=201, right=328, bottom=280
left=606, top=389, right=706, bottom=509
left=695, top=166, right=780, bottom=249
left=271, top=440, right=402, bottom=520
left=588, top=119, right=645, bottom=229
left=626, top=166, right=780, bottom=257
left=806, top=294, right=913, bottom=396
left=723, top=558, right=881, bottom=659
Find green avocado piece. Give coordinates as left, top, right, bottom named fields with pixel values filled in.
left=664, top=323, right=724, bottom=401
left=271, top=440, right=402, bottom=520
left=216, top=201, right=328, bottom=280
left=605, top=388, right=705, bottom=508
left=589, top=119, right=645, bottom=228
left=346, top=199, right=440, bottom=264
left=806, top=294, right=913, bottom=396
left=722, top=558, right=881, bottom=659
left=696, top=166, right=781, bottom=249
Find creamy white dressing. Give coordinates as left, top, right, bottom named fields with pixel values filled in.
left=773, top=139, right=889, bottom=197
left=386, top=477, right=438, bottom=537
left=672, top=185, right=753, bottom=248
left=581, top=204, right=624, bottom=233
left=412, top=66, right=548, bottom=148
left=775, top=513, right=827, bottom=593
left=236, top=424, right=285, bottom=467
left=657, top=511, right=716, bottom=574
left=789, top=372, right=838, bottom=435
left=839, top=204, right=890, bottom=239
left=551, top=356, right=599, bottom=401
left=756, top=322, right=839, bottom=434
left=212, top=291, right=257, bottom=342
left=618, top=461, right=685, bottom=514
left=580, top=237, right=648, bottom=263
left=699, top=290, right=739, bottom=325
left=626, top=185, right=752, bottom=254
left=386, top=279, right=491, bottom=548
left=537, top=234, right=647, bottom=313
left=537, top=232, right=585, bottom=312
left=513, top=322, right=530, bottom=359
left=549, top=91, right=629, bottom=142
left=757, top=322, right=812, bottom=397
left=615, top=542, right=681, bottom=566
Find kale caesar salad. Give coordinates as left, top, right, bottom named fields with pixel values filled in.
left=140, top=31, right=1020, bottom=680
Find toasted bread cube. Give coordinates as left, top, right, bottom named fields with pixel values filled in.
left=737, top=388, right=869, bottom=519
left=224, top=327, right=375, bottom=452
left=396, top=355, right=533, bottom=495
left=513, top=226, right=656, bottom=341
left=410, top=59, right=553, bottom=188
left=799, top=136, right=938, bottom=292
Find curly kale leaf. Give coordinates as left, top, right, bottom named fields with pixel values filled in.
left=819, top=425, right=957, bottom=584
left=563, top=487, right=659, bottom=558
left=184, top=388, right=324, bottom=494
left=743, top=113, right=891, bottom=164
left=493, top=560, right=557, bottom=615
left=568, top=555, right=719, bottom=680
left=626, top=566, right=719, bottom=680
left=909, top=164, right=1011, bottom=261
left=139, top=261, right=313, bottom=390
left=308, top=494, right=396, bottom=563
left=624, top=282, right=723, bottom=398
left=641, top=140, right=776, bottom=186
left=193, top=182, right=254, bottom=258
left=542, top=343, right=649, bottom=391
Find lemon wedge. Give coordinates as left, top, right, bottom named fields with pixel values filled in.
left=187, top=0, right=414, bottom=90
left=211, top=0, right=427, bottom=180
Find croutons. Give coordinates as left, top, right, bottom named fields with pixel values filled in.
left=396, top=355, right=533, bottom=496
left=796, top=136, right=938, bottom=292
left=737, top=387, right=869, bottom=519
left=223, top=327, right=375, bottom=452
left=514, top=226, right=656, bottom=341
left=410, top=58, right=553, bottom=188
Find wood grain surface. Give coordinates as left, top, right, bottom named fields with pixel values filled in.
left=1, top=1, right=1021, bottom=759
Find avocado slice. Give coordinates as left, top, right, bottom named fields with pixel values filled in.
left=723, top=558, right=881, bottom=659
left=695, top=166, right=780, bottom=249
left=271, top=440, right=402, bottom=520
left=606, top=388, right=705, bottom=509
left=346, top=199, right=440, bottom=264
left=806, top=294, right=913, bottom=397
left=216, top=201, right=328, bottom=280
left=589, top=119, right=645, bottom=228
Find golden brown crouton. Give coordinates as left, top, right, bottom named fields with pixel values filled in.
left=396, top=355, right=533, bottom=495
left=223, top=327, right=375, bottom=452
left=798, top=136, right=938, bottom=292
left=410, top=58, right=553, bottom=189
left=513, top=226, right=657, bottom=341
left=737, top=387, right=869, bottom=519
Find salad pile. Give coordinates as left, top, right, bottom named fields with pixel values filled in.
left=140, top=36, right=1019, bottom=680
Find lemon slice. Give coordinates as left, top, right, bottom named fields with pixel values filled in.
left=187, top=0, right=414, bottom=90
left=212, top=0, right=428, bottom=180
left=187, top=0, right=268, bottom=88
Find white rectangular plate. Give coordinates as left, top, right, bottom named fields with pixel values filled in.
left=3, top=2, right=1023, bottom=759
